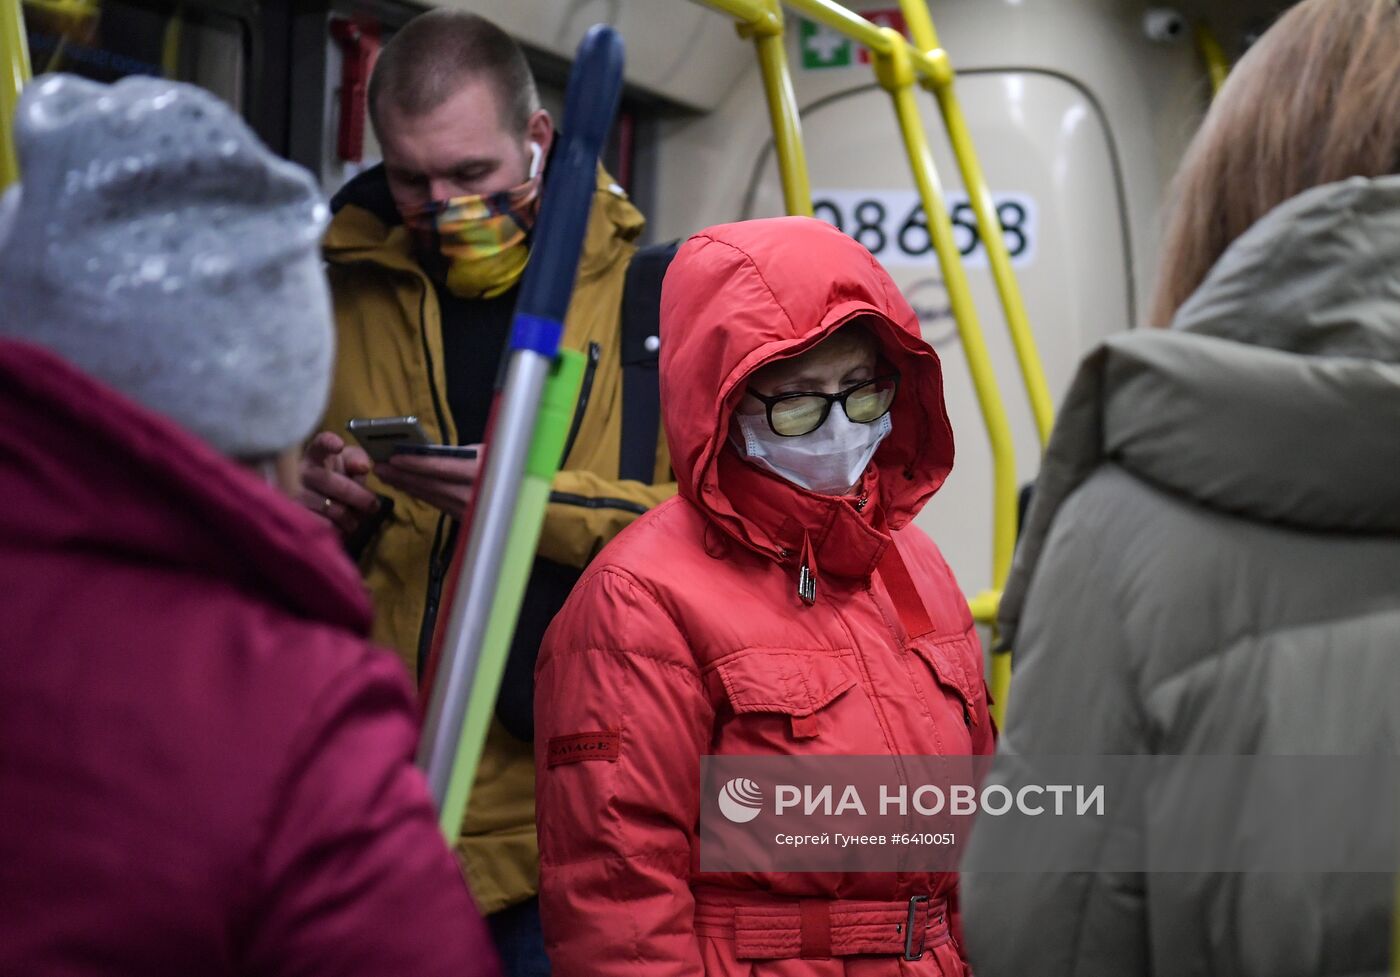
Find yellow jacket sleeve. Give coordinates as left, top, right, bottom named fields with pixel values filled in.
left=540, top=471, right=678, bottom=568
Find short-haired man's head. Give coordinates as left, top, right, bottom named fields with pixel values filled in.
left=369, top=10, right=539, bottom=139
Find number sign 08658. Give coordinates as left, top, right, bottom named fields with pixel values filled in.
left=811, top=189, right=1036, bottom=270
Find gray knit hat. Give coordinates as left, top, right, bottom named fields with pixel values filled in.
left=0, top=74, right=333, bottom=458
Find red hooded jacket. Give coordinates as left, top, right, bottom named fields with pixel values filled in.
left=534, top=218, right=994, bottom=977
left=0, top=339, right=499, bottom=977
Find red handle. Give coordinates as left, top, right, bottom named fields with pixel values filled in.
left=330, top=18, right=382, bottom=164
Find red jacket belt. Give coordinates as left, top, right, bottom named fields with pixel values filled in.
left=693, top=892, right=951, bottom=960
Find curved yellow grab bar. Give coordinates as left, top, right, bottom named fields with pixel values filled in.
left=870, top=26, right=1018, bottom=727
left=966, top=590, right=1000, bottom=626
left=704, top=0, right=813, bottom=216
left=897, top=0, right=1053, bottom=448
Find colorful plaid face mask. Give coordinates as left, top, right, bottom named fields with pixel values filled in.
left=401, top=142, right=542, bottom=299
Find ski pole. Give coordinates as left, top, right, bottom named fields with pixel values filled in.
left=435, top=350, right=583, bottom=837
left=417, top=23, right=626, bottom=815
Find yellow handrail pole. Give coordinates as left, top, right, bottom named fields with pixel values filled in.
left=899, top=0, right=1053, bottom=447
left=784, top=0, right=890, bottom=52
left=700, top=0, right=813, bottom=216
left=1193, top=23, right=1228, bottom=97
left=966, top=590, right=999, bottom=626
left=162, top=2, right=184, bottom=79
left=746, top=16, right=813, bottom=215
left=696, top=0, right=1015, bottom=714
left=0, top=0, right=32, bottom=188
left=871, top=25, right=1016, bottom=723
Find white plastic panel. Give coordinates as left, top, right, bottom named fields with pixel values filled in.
left=427, top=0, right=754, bottom=112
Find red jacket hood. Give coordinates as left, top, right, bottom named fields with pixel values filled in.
left=658, top=217, right=953, bottom=580
left=0, top=338, right=371, bottom=631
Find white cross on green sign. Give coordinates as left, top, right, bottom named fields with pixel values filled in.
left=800, top=18, right=851, bottom=69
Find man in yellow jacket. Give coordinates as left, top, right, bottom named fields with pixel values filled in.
left=296, top=11, right=675, bottom=975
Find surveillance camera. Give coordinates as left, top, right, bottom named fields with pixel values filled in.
left=1143, top=8, right=1186, bottom=43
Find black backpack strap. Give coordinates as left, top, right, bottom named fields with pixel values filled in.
left=617, top=240, right=679, bottom=484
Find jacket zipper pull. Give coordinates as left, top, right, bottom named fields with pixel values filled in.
left=798, top=528, right=818, bottom=606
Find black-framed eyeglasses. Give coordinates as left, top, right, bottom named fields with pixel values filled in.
left=746, top=374, right=900, bottom=437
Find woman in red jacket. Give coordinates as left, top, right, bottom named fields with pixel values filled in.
left=534, top=216, right=993, bottom=977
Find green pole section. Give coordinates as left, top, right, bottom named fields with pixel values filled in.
left=438, top=348, right=586, bottom=840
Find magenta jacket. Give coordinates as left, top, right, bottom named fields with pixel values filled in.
left=0, top=338, right=499, bottom=977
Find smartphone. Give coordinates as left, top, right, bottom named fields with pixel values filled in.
left=346, top=416, right=430, bottom=463
left=391, top=443, right=479, bottom=461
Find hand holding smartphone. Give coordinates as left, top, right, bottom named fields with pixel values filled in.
left=347, top=417, right=482, bottom=464
left=390, top=443, right=479, bottom=461
left=370, top=432, right=482, bottom=521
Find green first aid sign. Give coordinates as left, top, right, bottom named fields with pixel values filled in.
left=800, top=18, right=852, bottom=69
left=799, top=9, right=909, bottom=70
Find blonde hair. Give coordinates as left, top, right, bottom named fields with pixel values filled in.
left=1149, top=0, right=1400, bottom=327
left=748, top=319, right=880, bottom=388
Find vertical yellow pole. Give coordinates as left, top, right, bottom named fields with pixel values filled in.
left=898, top=0, right=1053, bottom=448
left=0, top=0, right=32, bottom=188
left=872, top=25, right=1016, bottom=725
left=1193, top=23, right=1228, bottom=97
left=738, top=0, right=812, bottom=216
left=162, top=3, right=184, bottom=79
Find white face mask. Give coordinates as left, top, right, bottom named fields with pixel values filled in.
left=734, top=407, right=892, bottom=496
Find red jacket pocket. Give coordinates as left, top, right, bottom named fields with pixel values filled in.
left=713, top=649, right=857, bottom=741
left=911, top=636, right=987, bottom=728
